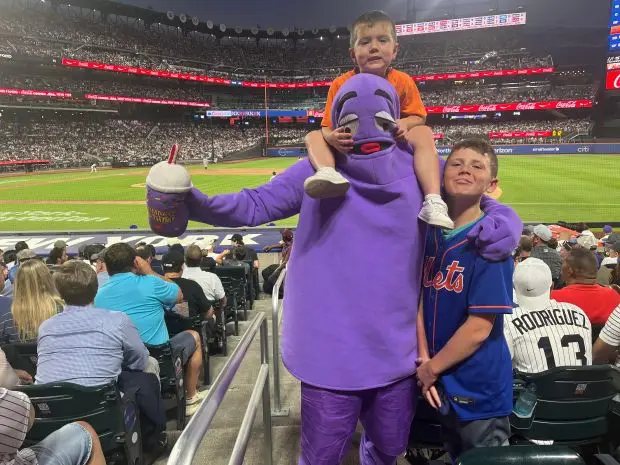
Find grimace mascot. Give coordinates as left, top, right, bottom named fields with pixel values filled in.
left=146, top=74, right=521, bottom=465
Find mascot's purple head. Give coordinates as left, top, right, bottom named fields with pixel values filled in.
left=331, top=73, right=400, bottom=156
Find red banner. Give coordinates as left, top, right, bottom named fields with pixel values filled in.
left=488, top=131, right=553, bottom=139
left=425, top=100, right=592, bottom=114
left=61, top=58, right=553, bottom=88
left=0, top=159, right=50, bottom=166
left=433, top=133, right=444, bottom=139
left=84, top=94, right=210, bottom=107
left=606, top=69, right=620, bottom=90
left=0, top=88, right=71, bottom=98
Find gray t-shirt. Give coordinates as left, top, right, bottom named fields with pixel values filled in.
left=531, top=245, right=563, bottom=281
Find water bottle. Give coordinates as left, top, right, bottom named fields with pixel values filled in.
left=513, top=383, right=537, bottom=418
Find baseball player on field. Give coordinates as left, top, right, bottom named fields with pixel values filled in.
left=505, top=257, right=592, bottom=373
left=416, top=139, right=515, bottom=460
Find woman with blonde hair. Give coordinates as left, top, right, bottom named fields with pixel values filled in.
left=11, top=260, right=63, bottom=342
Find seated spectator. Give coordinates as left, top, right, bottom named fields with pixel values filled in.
left=599, top=235, right=619, bottom=285
left=90, top=248, right=110, bottom=287
left=37, top=261, right=165, bottom=452
left=505, top=258, right=591, bottom=373
left=182, top=245, right=227, bottom=309
left=601, top=225, right=614, bottom=244
left=161, top=251, right=213, bottom=320
left=8, top=249, right=38, bottom=283
left=46, top=247, right=67, bottom=266
left=530, top=224, right=563, bottom=286
left=94, top=243, right=206, bottom=416
left=514, top=235, right=532, bottom=265
left=552, top=248, right=620, bottom=325
left=0, top=391, right=106, bottom=465
left=1, top=259, right=63, bottom=344
left=136, top=245, right=163, bottom=276
left=0, top=263, right=12, bottom=344
left=223, top=245, right=251, bottom=273
left=0, top=344, right=106, bottom=465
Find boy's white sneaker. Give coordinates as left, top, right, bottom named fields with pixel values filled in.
left=304, top=167, right=350, bottom=199
left=418, top=195, right=454, bottom=229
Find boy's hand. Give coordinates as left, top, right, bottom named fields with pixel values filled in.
left=394, top=119, right=408, bottom=140
left=415, top=357, right=438, bottom=393
left=325, top=127, right=354, bottom=153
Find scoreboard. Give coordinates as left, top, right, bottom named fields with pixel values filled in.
left=610, top=0, right=620, bottom=51
left=606, top=0, right=620, bottom=90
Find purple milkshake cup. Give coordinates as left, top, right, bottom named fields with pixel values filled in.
left=146, top=144, right=193, bottom=237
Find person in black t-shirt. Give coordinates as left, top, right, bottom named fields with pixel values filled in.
left=230, top=234, right=260, bottom=297
left=161, top=252, right=213, bottom=320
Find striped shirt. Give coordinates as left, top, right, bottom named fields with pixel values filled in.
left=36, top=305, right=149, bottom=387
left=0, top=388, right=36, bottom=465
left=504, top=300, right=592, bottom=373
left=599, top=306, right=620, bottom=359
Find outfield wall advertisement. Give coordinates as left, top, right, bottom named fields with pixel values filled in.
left=435, top=143, right=620, bottom=155
left=269, top=144, right=620, bottom=157
left=0, top=230, right=285, bottom=256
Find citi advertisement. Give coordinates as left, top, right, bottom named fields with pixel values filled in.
left=606, top=69, right=620, bottom=91
left=436, top=143, right=620, bottom=156
left=267, top=147, right=308, bottom=157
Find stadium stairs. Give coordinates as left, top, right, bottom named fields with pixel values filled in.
left=154, top=295, right=410, bottom=465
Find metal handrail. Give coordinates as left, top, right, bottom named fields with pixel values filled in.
left=167, top=312, right=272, bottom=465
left=271, top=266, right=288, bottom=416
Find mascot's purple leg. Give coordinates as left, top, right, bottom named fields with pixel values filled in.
left=297, top=377, right=417, bottom=465
left=358, top=377, right=417, bottom=465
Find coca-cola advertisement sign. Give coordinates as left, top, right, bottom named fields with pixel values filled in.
left=606, top=70, right=620, bottom=90
left=488, top=131, right=553, bottom=139
left=425, top=100, right=592, bottom=114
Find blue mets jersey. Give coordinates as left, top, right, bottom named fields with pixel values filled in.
left=422, top=217, right=514, bottom=421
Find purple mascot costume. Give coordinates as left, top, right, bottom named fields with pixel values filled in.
left=146, top=74, right=521, bottom=465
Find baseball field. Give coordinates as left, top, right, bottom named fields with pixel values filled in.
left=0, top=155, right=617, bottom=232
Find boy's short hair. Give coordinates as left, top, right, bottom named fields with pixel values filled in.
left=350, top=10, right=397, bottom=48
left=448, top=138, right=499, bottom=178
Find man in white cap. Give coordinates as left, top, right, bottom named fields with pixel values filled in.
left=504, top=258, right=592, bottom=373
left=530, top=224, right=563, bottom=286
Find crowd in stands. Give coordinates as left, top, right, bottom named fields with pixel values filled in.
left=0, top=120, right=268, bottom=165
left=0, top=4, right=554, bottom=80
left=433, top=118, right=591, bottom=142
left=421, top=85, right=594, bottom=106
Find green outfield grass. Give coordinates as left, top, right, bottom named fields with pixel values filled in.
left=0, top=155, right=617, bottom=232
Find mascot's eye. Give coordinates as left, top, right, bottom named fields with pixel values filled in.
left=338, top=113, right=360, bottom=136
left=374, top=111, right=396, bottom=133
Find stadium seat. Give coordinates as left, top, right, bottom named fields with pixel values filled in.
left=17, top=382, right=142, bottom=465
left=146, top=342, right=186, bottom=430
left=2, top=342, right=38, bottom=376
left=456, top=445, right=586, bottom=465
left=510, top=365, right=620, bottom=449
left=209, top=301, right=229, bottom=356
left=213, top=266, right=248, bottom=334
left=164, top=312, right=211, bottom=385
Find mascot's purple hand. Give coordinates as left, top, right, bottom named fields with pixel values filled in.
left=145, top=143, right=192, bottom=238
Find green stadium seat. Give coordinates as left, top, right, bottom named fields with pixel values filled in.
left=510, top=365, right=620, bottom=448
left=456, top=445, right=586, bottom=465
left=16, top=382, right=142, bottom=465
left=164, top=312, right=211, bottom=385
left=2, top=342, right=38, bottom=376
left=146, top=342, right=186, bottom=430
left=213, top=266, right=249, bottom=334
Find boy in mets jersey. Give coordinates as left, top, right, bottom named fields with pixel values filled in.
left=416, top=138, right=515, bottom=460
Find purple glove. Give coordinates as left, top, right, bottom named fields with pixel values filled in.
left=467, top=196, right=523, bottom=261
left=145, top=144, right=192, bottom=238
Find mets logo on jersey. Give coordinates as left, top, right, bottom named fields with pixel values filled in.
left=423, top=257, right=464, bottom=293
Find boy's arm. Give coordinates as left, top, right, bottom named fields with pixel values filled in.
left=425, top=314, right=496, bottom=379
left=186, top=160, right=309, bottom=227
left=470, top=196, right=523, bottom=261
left=416, top=299, right=430, bottom=360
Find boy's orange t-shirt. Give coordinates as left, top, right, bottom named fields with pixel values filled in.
left=321, top=68, right=427, bottom=130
